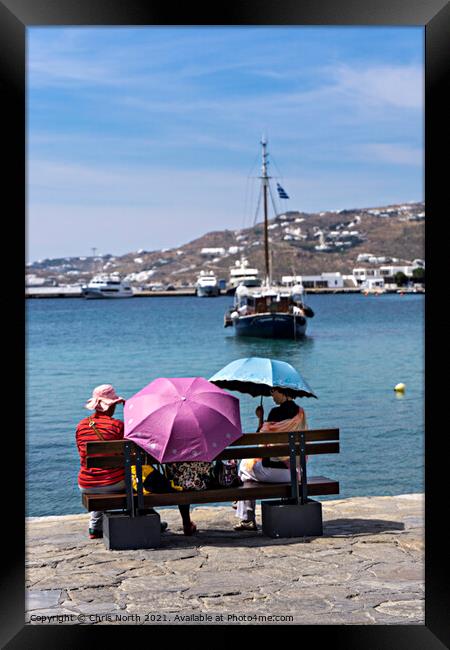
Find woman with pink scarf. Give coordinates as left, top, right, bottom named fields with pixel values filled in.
left=233, top=387, right=307, bottom=531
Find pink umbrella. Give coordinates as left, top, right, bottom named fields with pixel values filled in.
left=124, top=377, right=242, bottom=462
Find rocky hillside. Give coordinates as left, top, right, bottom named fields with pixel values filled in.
left=26, top=201, right=424, bottom=287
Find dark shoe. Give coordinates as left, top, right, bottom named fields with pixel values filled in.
left=161, top=521, right=168, bottom=533
left=233, top=519, right=257, bottom=531
left=89, top=528, right=103, bottom=539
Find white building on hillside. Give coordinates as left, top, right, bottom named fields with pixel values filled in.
left=362, top=277, right=385, bottom=290
left=200, top=248, right=226, bottom=256
left=353, top=261, right=425, bottom=286
left=282, top=273, right=344, bottom=289
left=352, top=268, right=382, bottom=284
left=25, top=274, right=46, bottom=286
left=379, top=264, right=423, bottom=278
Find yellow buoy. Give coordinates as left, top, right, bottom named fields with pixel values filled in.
left=394, top=383, right=406, bottom=392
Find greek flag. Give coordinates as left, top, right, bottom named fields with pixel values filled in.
left=277, top=183, right=289, bottom=199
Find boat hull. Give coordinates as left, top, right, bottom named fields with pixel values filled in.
left=233, top=313, right=307, bottom=339
left=82, top=289, right=134, bottom=299
left=196, top=286, right=220, bottom=297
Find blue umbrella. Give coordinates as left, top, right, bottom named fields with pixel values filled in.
left=209, top=357, right=317, bottom=399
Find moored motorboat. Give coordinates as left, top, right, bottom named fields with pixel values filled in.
left=226, top=258, right=261, bottom=295
left=82, top=273, right=134, bottom=299
left=196, top=270, right=220, bottom=297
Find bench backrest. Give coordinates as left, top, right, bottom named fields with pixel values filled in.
left=85, top=429, right=340, bottom=469
left=85, top=429, right=339, bottom=513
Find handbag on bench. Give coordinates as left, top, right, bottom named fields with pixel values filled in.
left=142, top=465, right=183, bottom=494
left=210, top=459, right=243, bottom=488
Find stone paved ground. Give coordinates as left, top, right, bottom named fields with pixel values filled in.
left=26, top=494, right=424, bottom=625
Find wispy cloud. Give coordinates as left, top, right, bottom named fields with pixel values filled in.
left=331, top=63, right=423, bottom=110
left=360, top=143, right=423, bottom=166
left=27, top=28, right=266, bottom=89
left=29, top=29, right=423, bottom=111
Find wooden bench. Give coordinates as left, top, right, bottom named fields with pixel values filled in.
left=83, top=429, right=339, bottom=548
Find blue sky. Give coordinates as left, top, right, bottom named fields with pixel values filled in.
left=27, top=27, right=424, bottom=261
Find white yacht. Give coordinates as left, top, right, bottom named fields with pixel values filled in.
left=227, top=258, right=261, bottom=294
left=81, top=273, right=134, bottom=299
left=196, top=270, right=220, bottom=297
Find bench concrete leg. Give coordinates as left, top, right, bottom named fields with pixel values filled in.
left=261, top=499, right=323, bottom=538
left=103, top=512, right=161, bottom=550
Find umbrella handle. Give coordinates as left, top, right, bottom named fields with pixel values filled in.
left=256, top=395, right=264, bottom=433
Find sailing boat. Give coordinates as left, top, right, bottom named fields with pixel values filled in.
left=224, top=137, right=314, bottom=338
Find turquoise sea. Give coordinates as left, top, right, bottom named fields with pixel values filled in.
left=26, top=293, right=424, bottom=517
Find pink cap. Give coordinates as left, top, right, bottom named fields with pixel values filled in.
left=85, top=384, right=125, bottom=412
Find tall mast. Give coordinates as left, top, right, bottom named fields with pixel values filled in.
left=260, top=136, right=271, bottom=285
left=91, top=247, right=98, bottom=274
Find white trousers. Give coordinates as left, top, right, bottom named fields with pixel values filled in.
left=236, top=460, right=292, bottom=521
left=78, top=479, right=126, bottom=530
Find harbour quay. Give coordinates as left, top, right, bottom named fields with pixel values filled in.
left=25, top=494, right=424, bottom=625
left=25, top=287, right=197, bottom=299
left=25, top=286, right=414, bottom=299
left=26, top=286, right=84, bottom=299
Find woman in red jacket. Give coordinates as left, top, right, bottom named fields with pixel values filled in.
left=76, top=384, right=127, bottom=539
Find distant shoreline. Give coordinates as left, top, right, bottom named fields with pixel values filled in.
left=25, top=287, right=424, bottom=299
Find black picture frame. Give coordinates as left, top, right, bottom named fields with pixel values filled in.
left=2, top=0, right=448, bottom=646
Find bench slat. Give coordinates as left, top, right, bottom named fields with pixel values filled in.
left=218, top=442, right=339, bottom=461
left=86, top=429, right=340, bottom=459
left=82, top=476, right=339, bottom=510
left=86, top=440, right=127, bottom=456
left=230, top=429, right=339, bottom=445
left=86, top=455, right=133, bottom=469
left=86, top=442, right=340, bottom=468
